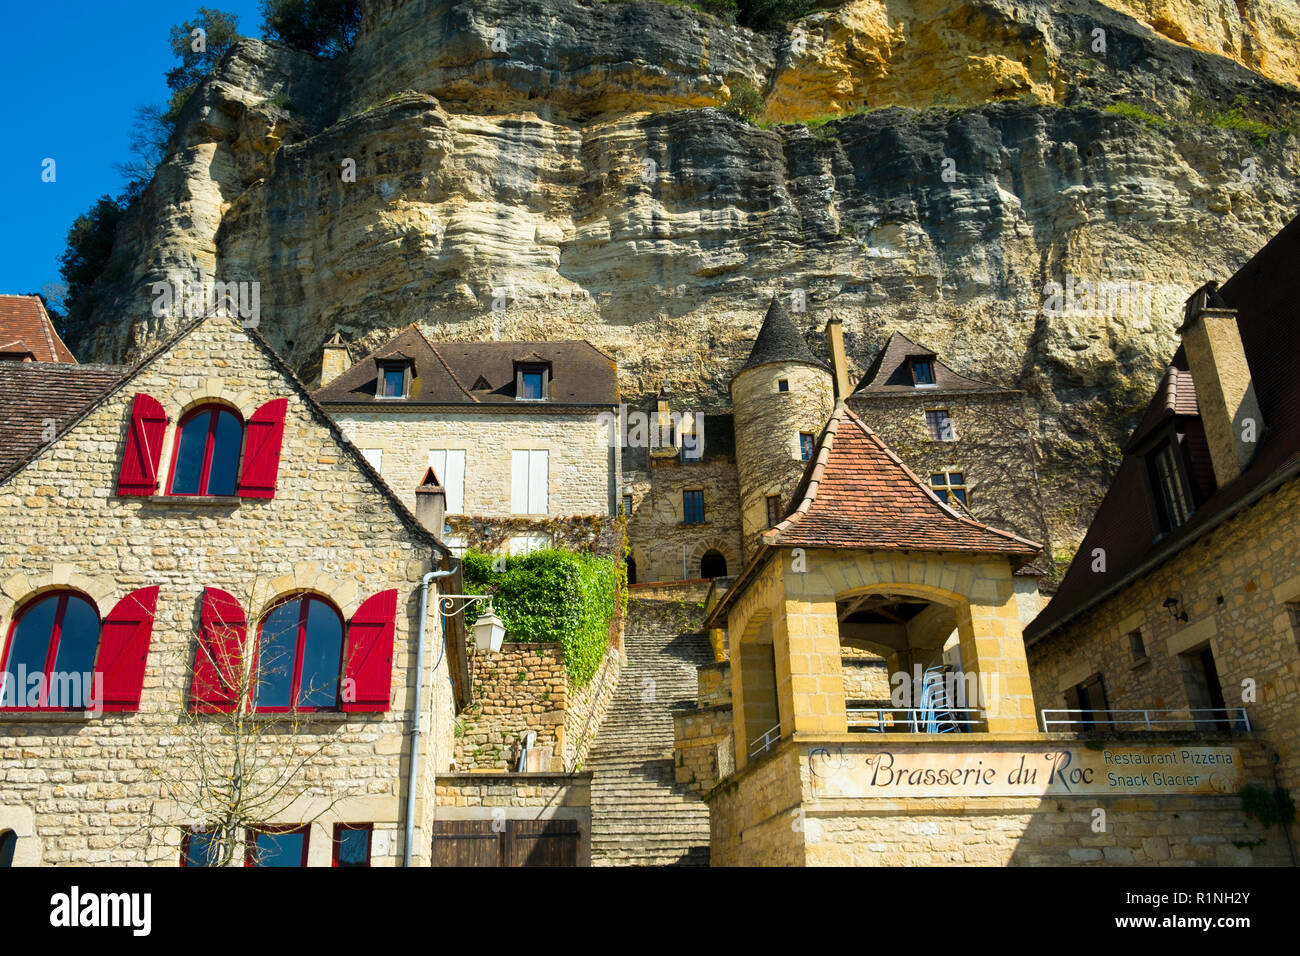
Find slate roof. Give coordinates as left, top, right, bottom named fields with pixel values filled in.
left=764, top=404, right=1041, bottom=560
left=1026, top=213, right=1300, bottom=645
left=852, top=331, right=1007, bottom=394
left=735, top=299, right=831, bottom=377
left=313, top=326, right=618, bottom=406
left=0, top=295, right=77, bottom=364
left=0, top=362, right=129, bottom=479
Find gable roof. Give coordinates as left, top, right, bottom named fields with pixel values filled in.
left=852, top=331, right=1007, bottom=395
left=0, top=312, right=449, bottom=556
left=734, top=299, right=830, bottom=378
left=0, top=295, right=77, bottom=364
left=314, top=326, right=618, bottom=406
left=0, top=363, right=129, bottom=479
left=1026, top=213, right=1300, bottom=645
left=765, top=404, right=1042, bottom=559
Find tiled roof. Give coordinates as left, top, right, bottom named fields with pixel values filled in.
left=735, top=298, right=830, bottom=376
left=0, top=295, right=77, bottom=364
left=314, top=326, right=618, bottom=406
left=763, top=404, right=1041, bottom=561
left=0, top=363, right=128, bottom=479
left=852, top=331, right=1006, bottom=394
left=1027, top=213, right=1300, bottom=644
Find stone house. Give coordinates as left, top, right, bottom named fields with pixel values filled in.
left=1025, top=215, right=1300, bottom=854
left=314, top=326, right=621, bottom=556
left=0, top=313, right=470, bottom=866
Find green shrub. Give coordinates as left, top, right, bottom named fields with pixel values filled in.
left=463, top=548, right=620, bottom=687
left=1104, top=102, right=1166, bottom=128
left=1241, top=784, right=1296, bottom=828
left=722, top=80, right=765, bottom=123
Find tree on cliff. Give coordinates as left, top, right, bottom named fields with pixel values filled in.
left=57, top=195, right=129, bottom=338
left=261, top=0, right=362, bottom=58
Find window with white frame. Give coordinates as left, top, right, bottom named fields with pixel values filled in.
left=510, top=450, right=549, bottom=514
left=428, top=449, right=466, bottom=514
left=509, top=535, right=551, bottom=556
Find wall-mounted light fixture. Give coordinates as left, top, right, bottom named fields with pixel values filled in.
left=1163, top=596, right=1188, bottom=623
left=439, top=594, right=507, bottom=652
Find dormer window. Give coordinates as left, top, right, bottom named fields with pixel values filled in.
left=910, top=358, right=936, bottom=387
left=377, top=362, right=410, bottom=399
left=1147, top=438, right=1193, bottom=534
left=515, top=362, right=550, bottom=401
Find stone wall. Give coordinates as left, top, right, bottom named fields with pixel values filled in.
left=625, top=453, right=742, bottom=584
left=842, top=652, right=890, bottom=702
left=563, top=644, right=623, bottom=770
left=329, top=408, right=618, bottom=522
left=709, top=736, right=1292, bottom=867
left=697, top=661, right=731, bottom=707
left=674, top=704, right=734, bottom=793
left=0, top=316, right=456, bottom=866
left=446, top=514, right=622, bottom=559
left=433, top=771, right=593, bottom=866
left=849, top=390, right=1054, bottom=575
left=731, top=363, right=836, bottom=560
left=1027, top=477, right=1300, bottom=852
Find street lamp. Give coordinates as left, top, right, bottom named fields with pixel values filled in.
left=439, top=594, right=507, bottom=653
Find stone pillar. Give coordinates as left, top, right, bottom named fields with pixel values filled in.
left=732, top=631, right=780, bottom=770
left=773, top=598, right=848, bottom=735
left=954, top=585, right=1038, bottom=734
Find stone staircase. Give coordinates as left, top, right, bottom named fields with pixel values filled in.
left=588, top=605, right=714, bottom=866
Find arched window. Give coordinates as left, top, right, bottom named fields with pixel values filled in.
left=0, top=830, right=15, bottom=867
left=255, top=595, right=345, bottom=711
left=700, top=550, right=727, bottom=579
left=1, top=592, right=99, bottom=709
left=169, top=405, right=243, bottom=496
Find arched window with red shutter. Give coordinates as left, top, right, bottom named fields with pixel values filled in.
left=116, top=393, right=168, bottom=496
left=342, top=590, right=398, bottom=713
left=190, top=588, right=247, bottom=713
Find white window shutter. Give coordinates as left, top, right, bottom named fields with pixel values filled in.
left=446, top=450, right=465, bottom=514
left=428, top=449, right=446, bottom=485
left=361, top=448, right=383, bottom=472
left=528, top=450, right=548, bottom=514
left=511, top=450, right=529, bottom=514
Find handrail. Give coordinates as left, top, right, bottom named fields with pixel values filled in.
left=847, top=708, right=986, bottom=732
left=1039, top=708, right=1251, bottom=733
left=748, top=723, right=782, bottom=758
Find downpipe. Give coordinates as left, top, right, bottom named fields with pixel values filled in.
left=405, top=563, right=456, bottom=867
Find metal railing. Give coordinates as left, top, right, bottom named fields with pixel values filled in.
left=847, top=708, right=986, bottom=733
left=1040, top=708, right=1251, bottom=733
left=748, top=723, right=782, bottom=758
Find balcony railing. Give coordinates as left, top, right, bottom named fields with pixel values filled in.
left=748, top=723, right=782, bottom=758
left=1040, top=708, right=1251, bottom=733
left=847, top=708, right=986, bottom=733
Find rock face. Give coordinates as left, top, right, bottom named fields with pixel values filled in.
left=70, top=0, right=1300, bottom=557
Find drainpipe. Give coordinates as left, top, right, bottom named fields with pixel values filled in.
left=406, top=562, right=456, bottom=867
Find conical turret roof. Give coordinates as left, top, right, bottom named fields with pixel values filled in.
left=735, top=298, right=831, bottom=377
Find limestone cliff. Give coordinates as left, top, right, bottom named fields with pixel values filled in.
left=71, top=0, right=1300, bottom=563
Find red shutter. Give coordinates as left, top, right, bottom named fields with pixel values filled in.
left=190, top=587, right=247, bottom=713
left=95, top=586, right=161, bottom=712
left=238, top=398, right=288, bottom=499
left=116, top=393, right=168, bottom=496
left=343, top=589, right=398, bottom=713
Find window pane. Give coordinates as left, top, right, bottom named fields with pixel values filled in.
left=930, top=474, right=946, bottom=486
left=184, top=832, right=221, bottom=867
left=2, top=596, right=58, bottom=707
left=935, top=489, right=949, bottom=503
left=335, top=827, right=370, bottom=867
left=298, top=599, right=343, bottom=708
left=50, top=595, right=100, bottom=708
left=953, top=489, right=967, bottom=505
left=170, top=412, right=210, bottom=494
left=257, top=600, right=300, bottom=709
left=799, top=434, right=814, bottom=461
left=206, top=409, right=242, bottom=496
left=949, top=472, right=965, bottom=485
left=914, top=361, right=934, bottom=384
left=252, top=830, right=306, bottom=867
left=382, top=368, right=405, bottom=397
left=522, top=372, right=543, bottom=399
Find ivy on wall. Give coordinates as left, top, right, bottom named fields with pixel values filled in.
left=462, top=548, right=622, bottom=687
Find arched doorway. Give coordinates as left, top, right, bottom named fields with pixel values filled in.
left=700, top=550, right=727, bottom=579
left=0, top=830, right=15, bottom=867
left=625, top=556, right=637, bottom=585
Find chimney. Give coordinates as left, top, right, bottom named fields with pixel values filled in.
left=1178, top=282, right=1263, bottom=488
left=415, top=467, right=447, bottom=537
left=320, top=332, right=350, bottom=387
left=825, top=317, right=851, bottom=400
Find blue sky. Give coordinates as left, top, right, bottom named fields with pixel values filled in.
left=0, top=1, right=267, bottom=296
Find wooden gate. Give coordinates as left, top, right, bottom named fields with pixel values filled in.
left=432, top=818, right=580, bottom=867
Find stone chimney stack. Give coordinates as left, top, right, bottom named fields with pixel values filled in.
left=1178, top=281, right=1263, bottom=488
left=415, top=467, right=447, bottom=537
left=320, top=332, right=350, bottom=387
left=825, top=317, right=851, bottom=400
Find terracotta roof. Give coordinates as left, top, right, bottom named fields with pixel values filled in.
left=853, top=331, right=1006, bottom=394
left=734, top=298, right=830, bottom=378
left=0, top=295, right=76, bottom=364
left=314, top=326, right=618, bottom=406
left=763, top=404, right=1041, bottom=561
left=1027, top=213, right=1300, bottom=644
left=0, top=362, right=129, bottom=479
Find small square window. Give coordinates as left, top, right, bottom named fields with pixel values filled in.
left=181, top=831, right=222, bottom=867
left=799, top=432, right=815, bottom=461
left=911, top=359, right=935, bottom=386
left=930, top=470, right=968, bottom=507
left=333, top=824, right=372, bottom=867
left=521, top=371, right=544, bottom=400
left=766, top=494, right=783, bottom=528
left=1128, top=629, right=1147, bottom=662
left=925, top=409, right=954, bottom=441
left=777, top=379, right=789, bottom=392
left=377, top=364, right=408, bottom=399
left=246, top=827, right=310, bottom=867
left=683, top=490, right=705, bottom=525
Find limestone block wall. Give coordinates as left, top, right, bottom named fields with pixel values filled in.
left=0, top=318, right=454, bottom=866
left=1027, top=478, right=1300, bottom=851
left=707, top=743, right=806, bottom=866
left=731, top=362, right=835, bottom=560
left=563, top=645, right=623, bottom=770
left=842, top=652, right=890, bottom=702
left=456, top=644, right=568, bottom=770
left=850, top=390, right=1053, bottom=572
left=697, top=661, right=731, bottom=706
left=329, top=408, right=618, bottom=518
left=673, top=704, right=734, bottom=793
left=625, top=454, right=742, bottom=583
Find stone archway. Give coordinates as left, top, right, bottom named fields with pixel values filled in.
left=689, top=536, right=736, bottom=581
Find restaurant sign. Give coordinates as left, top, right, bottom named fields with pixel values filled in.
left=807, top=745, right=1244, bottom=798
